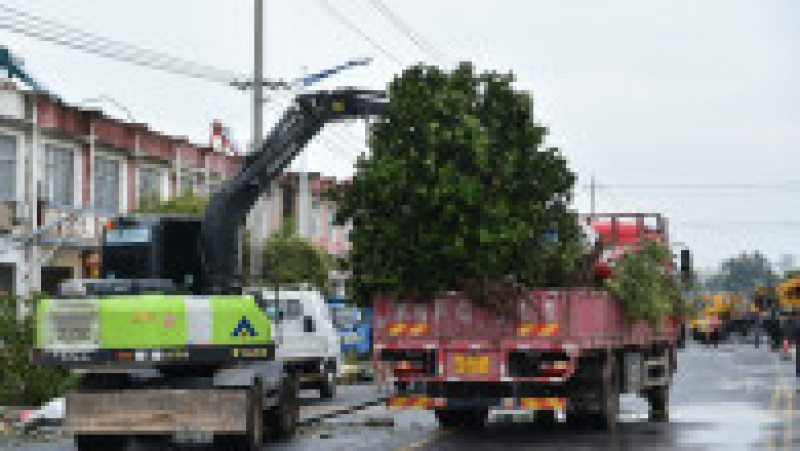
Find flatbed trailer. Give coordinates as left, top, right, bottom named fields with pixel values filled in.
left=372, top=213, right=684, bottom=430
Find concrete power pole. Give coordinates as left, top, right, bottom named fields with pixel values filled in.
left=590, top=175, right=596, bottom=216
left=22, top=98, right=42, bottom=300
left=247, top=0, right=264, bottom=284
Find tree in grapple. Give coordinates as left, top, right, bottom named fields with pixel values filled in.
left=327, top=63, right=583, bottom=313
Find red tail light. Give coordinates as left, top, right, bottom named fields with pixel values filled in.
left=539, top=361, right=570, bottom=375
left=393, top=360, right=427, bottom=376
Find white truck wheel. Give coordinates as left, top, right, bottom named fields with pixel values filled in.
left=319, top=366, right=337, bottom=399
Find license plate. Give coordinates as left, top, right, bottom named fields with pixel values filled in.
left=453, top=354, right=490, bottom=374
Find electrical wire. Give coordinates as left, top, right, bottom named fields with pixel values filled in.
left=676, top=221, right=800, bottom=229
left=0, top=4, right=239, bottom=80
left=0, top=4, right=249, bottom=85
left=366, top=0, right=447, bottom=62
left=578, top=181, right=800, bottom=191
left=0, top=20, right=236, bottom=85
left=317, top=0, right=404, bottom=65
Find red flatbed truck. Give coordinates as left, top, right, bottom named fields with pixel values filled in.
left=372, top=213, right=686, bottom=430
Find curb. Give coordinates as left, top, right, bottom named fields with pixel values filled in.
left=300, top=396, right=389, bottom=426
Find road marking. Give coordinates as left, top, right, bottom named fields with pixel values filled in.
left=396, top=429, right=452, bottom=451
left=768, top=350, right=794, bottom=450
left=299, top=397, right=389, bottom=426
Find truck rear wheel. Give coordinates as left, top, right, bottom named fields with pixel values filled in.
left=645, top=385, right=670, bottom=422
left=589, top=358, right=619, bottom=431
left=319, top=367, right=337, bottom=399
left=265, top=374, right=299, bottom=440
left=74, top=435, right=127, bottom=451
left=434, top=408, right=488, bottom=430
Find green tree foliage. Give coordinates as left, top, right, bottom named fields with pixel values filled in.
left=328, top=63, right=583, bottom=312
left=134, top=191, right=208, bottom=215
left=603, top=241, right=684, bottom=326
left=0, top=295, right=76, bottom=406
left=705, top=251, right=778, bottom=294
left=258, top=221, right=336, bottom=295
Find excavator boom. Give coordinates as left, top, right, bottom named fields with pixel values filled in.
left=200, top=89, right=387, bottom=294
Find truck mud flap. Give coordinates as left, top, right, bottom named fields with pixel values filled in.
left=66, top=389, right=248, bottom=434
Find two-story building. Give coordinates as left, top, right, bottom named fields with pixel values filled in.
left=0, top=81, right=241, bottom=296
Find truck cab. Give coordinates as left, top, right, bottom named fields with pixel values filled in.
left=246, top=285, right=341, bottom=398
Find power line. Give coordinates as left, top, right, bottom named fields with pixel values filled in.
left=676, top=221, right=800, bottom=229
left=367, top=0, right=446, bottom=62
left=0, top=20, right=236, bottom=85
left=0, top=4, right=239, bottom=81
left=579, top=181, right=800, bottom=190
left=317, top=0, right=403, bottom=65
left=0, top=4, right=281, bottom=87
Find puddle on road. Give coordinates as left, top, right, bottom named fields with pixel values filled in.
left=670, top=402, right=779, bottom=450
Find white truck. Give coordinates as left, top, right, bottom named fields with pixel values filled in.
left=246, top=285, right=342, bottom=399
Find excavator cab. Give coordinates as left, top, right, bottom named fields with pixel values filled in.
left=98, top=215, right=205, bottom=295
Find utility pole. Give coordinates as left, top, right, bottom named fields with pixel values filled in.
left=247, top=0, right=264, bottom=285
left=22, top=97, right=42, bottom=301
left=253, top=0, right=263, bottom=151
left=590, top=175, right=596, bottom=216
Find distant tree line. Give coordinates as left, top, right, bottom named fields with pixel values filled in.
left=704, top=251, right=780, bottom=294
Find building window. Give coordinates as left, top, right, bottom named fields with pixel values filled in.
left=41, top=266, right=72, bottom=295
left=180, top=171, right=202, bottom=195
left=138, top=166, right=163, bottom=202
left=207, top=172, right=223, bottom=194
left=0, top=134, right=16, bottom=201
left=311, top=198, right=320, bottom=236
left=94, top=156, right=121, bottom=212
left=328, top=206, right=336, bottom=242
left=45, top=144, right=75, bottom=206
left=282, top=184, right=296, bottom=227
left=345, top=219, right=353, bottom=241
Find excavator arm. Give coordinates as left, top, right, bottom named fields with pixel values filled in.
left=200, top=89, right=387, bottom=294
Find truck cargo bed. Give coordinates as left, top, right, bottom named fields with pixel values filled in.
left=373, top=289, right=678, bottom=382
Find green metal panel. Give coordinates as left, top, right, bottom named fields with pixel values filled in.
left=98, top=295, right=186, bottom=348
left=211, top=296, right=272, bottom=345
left=38, top=294, right=273, bottom=350
left=36, top=297, right=50, bottom=348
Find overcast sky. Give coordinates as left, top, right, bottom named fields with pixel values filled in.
left=1, top=0, right=798, bottom=271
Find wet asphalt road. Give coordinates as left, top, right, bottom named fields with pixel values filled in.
left=276, top=338, right=800, bottom=451
left=3, top=339, right=799, bottom=450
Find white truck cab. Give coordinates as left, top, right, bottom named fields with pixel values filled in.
left=246, top=284, right=341, bottom=399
